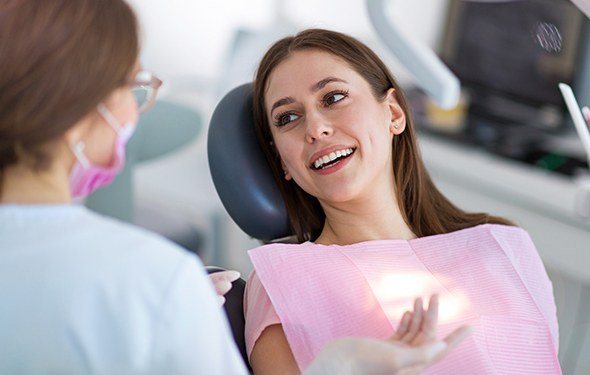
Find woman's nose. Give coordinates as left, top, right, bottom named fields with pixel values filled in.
left=305, top=112, right=333, bottom=143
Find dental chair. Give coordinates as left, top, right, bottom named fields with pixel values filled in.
left=208, top=83, right=289, bottom=242
left=207, top=83, right=291, bottom=371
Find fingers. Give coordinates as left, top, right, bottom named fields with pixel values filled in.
left=213, top=279, right=233, bottom=296
left=400, top=297, right=424, bottom=343
left=442, top=325, right=472, bottom=352
left=209, top=270, right=241, bottom=297
left=422, top=294, right=439, bottom=336
left=209, top=270, right=241, bottom=283
left=428, top=325, right=473, bottom=363
left=410, top=294, right=439, bottom=345
left=391, top=294, right=440, bottom=346
left=391, top=298, right=422, bottom=343
left=392, top=311, right=412, bottom=340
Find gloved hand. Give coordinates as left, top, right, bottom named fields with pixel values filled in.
left=208, top=270, right=241, bottom=306
left=304, top=295, right=472, bottom=375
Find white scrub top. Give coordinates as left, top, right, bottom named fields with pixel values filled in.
left=0, top=204, right=248, bottom=375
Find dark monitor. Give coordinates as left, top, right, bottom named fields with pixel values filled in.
left=440, top=0, right=587, bottom=130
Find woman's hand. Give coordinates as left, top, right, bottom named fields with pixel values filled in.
left=388, top=295, right=470, bottom=375
left=304, top=295, right=472, bottom=375
left=208, top=270, right=240, bottom=306
left=393, top=295, right=438, bottom=346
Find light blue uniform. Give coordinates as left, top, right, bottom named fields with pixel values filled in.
left=0, top=204, right=247, bottom=374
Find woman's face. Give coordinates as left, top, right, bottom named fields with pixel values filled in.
left=78, top=65, right=141, bottom=167
left=265, top=49, right=406, bottom=204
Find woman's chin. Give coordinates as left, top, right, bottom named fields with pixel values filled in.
left=318, top=189, right=360, bottom=205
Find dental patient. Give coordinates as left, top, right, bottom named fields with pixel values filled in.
left=243, top=29, right=561, bottom=374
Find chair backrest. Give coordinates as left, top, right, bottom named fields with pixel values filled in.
left=207, top=84, right=297, bottom=372
left=205, top=266, right=251, bottom=373
left=207, top=83, right=290, bottom=241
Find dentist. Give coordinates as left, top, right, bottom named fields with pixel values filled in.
left=0, top=0, right=467, bottom=373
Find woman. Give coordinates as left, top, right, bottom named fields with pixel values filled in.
left=0, top=1, right=467, bottom=374
left=245, top=29, right=561, bottom=374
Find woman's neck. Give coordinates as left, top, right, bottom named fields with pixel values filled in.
left=315, top=188, right=416, bottom=246
left=1, top=163, right=71, bottom=204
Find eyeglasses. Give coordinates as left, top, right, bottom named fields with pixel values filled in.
left=132, top=71, right=163, bottom=113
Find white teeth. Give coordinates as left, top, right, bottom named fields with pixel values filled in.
left=312, top=148, right=354, bottom=169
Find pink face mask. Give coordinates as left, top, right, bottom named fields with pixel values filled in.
left=69, top=103, right=136, bottom=198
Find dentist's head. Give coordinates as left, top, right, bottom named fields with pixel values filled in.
left=0, top=0, right=158, bottom=202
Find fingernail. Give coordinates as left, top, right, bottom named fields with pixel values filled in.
left=225, top=270, right=241, bottom=281
left=219, top=280, right=232, bottom=293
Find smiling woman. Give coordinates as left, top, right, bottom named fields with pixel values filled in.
left=244, top=28, right=561, bottom=375
left=252, top=29, right=514, bottom=244
left=264, top=49, right=405, bottom=219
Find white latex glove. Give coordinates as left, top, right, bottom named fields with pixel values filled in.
left=208, top=270, right=241, bottom=306
left=304, top=295, right=472, bottom=375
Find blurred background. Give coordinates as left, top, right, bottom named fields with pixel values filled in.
left=84, top=0, right=590, bottom=372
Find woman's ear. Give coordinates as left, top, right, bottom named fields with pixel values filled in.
left=385, top=88, right=406, bottom=135
left=272, top=139, right=292, bottom=180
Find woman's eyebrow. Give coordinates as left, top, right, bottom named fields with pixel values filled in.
left=271, top=97, right=295, bottom=116
left=311, top=77, right=348, bottom=92
left=270, top=77, right=348, bottom=116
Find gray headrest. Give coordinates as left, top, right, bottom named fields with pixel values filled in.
left=207, top=83, right=290, bottom=241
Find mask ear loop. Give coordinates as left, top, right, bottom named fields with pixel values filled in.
left=96, top=103, right=122, bottom=133
left=68, top=103, right=114, bottom=170
left=97, top=102, right=135, bottom=143
left=70, top=141, right=90, bottom=169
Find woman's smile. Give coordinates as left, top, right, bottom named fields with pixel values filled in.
left=311, top=147, right=356, bottom=175
left=309, top=145, right=356, bottom=170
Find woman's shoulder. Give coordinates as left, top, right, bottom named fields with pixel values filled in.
left=437, top=223, right=533, bottom=249
left=427, top=223, right=538, bottom=260
left=422, top=223, right=529, bottom=242
left=479, top=222, right=527, bottom=233
left=473, top=223, right=531, bottom=242
left=481, top=223, right=537, bottom=253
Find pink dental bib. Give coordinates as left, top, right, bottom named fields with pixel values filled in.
left=246, top=224, right=561, bottom=374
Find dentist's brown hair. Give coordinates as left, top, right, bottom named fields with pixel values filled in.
left=253, top=28, right=513, bottom=242
left=0, top=0, right=139, bottom=195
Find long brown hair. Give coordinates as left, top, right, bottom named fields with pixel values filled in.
left=253, top=28, right=513, bottom=243
left=0, top=0, right=139, bottom=193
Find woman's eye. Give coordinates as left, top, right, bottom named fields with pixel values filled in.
left=324, top=91, right=348, bottom=106
left=276, top=112, right=299, bottom=127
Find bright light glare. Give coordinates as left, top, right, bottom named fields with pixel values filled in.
left=371, top=271, right=471, bottom=324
